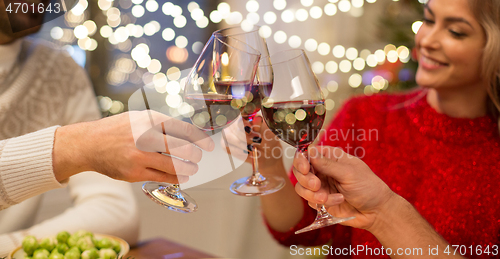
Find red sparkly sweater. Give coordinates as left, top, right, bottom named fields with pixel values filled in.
left=267, top=90, right=500, bottom=258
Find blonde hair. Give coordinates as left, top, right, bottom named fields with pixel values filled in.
left=468, top=0, right=500, bottom=120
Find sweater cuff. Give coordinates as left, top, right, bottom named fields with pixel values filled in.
left=0, top=232, right=25, bottom=257
left=0, top=126, right=64, bottom=206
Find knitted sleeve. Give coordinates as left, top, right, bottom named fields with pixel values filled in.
left=0, top=126, right=64, bottom=210
left=0, top=53, right=138, bottom=256
left=21, top=65, right=140, bottom=245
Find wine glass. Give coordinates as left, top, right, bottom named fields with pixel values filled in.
left=215, top=26, right=286, bottom=196
left=142, top=34, right=261, bottom=213
left=260, top=49, right=355, bottom=234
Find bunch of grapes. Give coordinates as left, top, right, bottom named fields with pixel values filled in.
left=21, top=230, right=121, bottom=259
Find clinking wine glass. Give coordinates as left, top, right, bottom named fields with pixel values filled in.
left=215, top=26, right=286, bottom=196
left=142, top=35, right=261, bottom=213
left=260, top=49, right=355, bottom=234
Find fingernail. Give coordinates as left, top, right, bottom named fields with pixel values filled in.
left=332, top=193, right=344, bottom=202
left=244, top=126, right=251, bottom=133
left=252, top=137, right=262, bottom=143
left=247, top=144, right=253, bottom=151
left=314, top=192, right=325, bottom=203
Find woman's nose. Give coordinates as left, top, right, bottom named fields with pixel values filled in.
left=417, top=27, right=441, bottom=50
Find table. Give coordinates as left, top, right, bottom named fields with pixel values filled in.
left=126, top=238, right=218, bottom=259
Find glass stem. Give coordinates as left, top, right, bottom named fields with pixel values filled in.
left=315, top=204, right=331, bottom=220
left=244, top=115, right=266, bottom=185
left=160, top=184, right=184, bottom=199
left=249, top=146, right=266, bottom=185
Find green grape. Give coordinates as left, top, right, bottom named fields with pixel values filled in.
left=39, top=237, right=56, bottom=251
left=22, top=236, right=39, bottom=256
left=81, top=248, right=99, bottom=259
left=56, top=231, right=70, bottom=244
left=98, top=248, right=117, bottom=259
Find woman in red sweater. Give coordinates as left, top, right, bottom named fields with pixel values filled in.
left=230, top=0, right=500, bottom=257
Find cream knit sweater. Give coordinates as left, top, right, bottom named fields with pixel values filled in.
left=0, top=39, right=139, bottom=256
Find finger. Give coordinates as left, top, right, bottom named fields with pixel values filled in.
left=223, top=143, right=251, bottom=161
left=313, top=145, right=354, bottom=164
left=155, top=114, right=215, bottom=152
left=146, top=152, right=199, bottom=177
left=221, top=130, right=248, bottom=151
left=242, top=118, right=262, bottom=144
left=142, top=168, right=189, bottom=184
left=292, top=151, right=310, bottom=175
left=308, top=146, right=352, bottom=181
left=295, top=182, right=329, bottom=204
left=323, top=193, right=345, bottom=207
left=292, top=167, right=321, bottom=192
left=227, top=117, right=249, bottom=143
left=306, top=193, right=344, bottom=209
left=164, top=135, right=203, bottom=163
left=251, top=116, right=263, bottom=133
left=135, top=124, right=168, bottom=153
left=136, top=128, right=204, bottom=164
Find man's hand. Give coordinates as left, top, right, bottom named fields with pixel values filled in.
left=292, top=145, right=396, bottom=231
left=53, top=110, right=215, bottom=184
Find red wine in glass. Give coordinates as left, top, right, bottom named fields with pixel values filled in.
left=241, top=82, right=273, bottom=119
left=185, top=81, right=252, bottom=131
left=261, top=100, right=325, bottom=151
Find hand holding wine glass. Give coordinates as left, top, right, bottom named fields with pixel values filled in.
left=260, top=49, right=355, bottom=234
left=142, top=34, right=261, bottom=213
left=215, top=26, right=286, bottom=196
left=222, top=115, right=283, bottom=170
left=54, top=110, right=215, bottom=183
left=293, top=145, right=396, bottom=232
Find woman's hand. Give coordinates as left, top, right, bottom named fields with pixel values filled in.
left=54, top=110, right=215, bottom=184
left=292, top=145, right=396, bottom=232
left=222, top=115, right=284, bottom=172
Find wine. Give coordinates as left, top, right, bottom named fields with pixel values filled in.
left=241, top=82, right=273, bottom=118
left=261, top=100, right=325, bottom=149
left=185, top=93, right=241, bottom=131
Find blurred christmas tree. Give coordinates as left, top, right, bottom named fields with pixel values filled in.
left=378, top=0, right=424, bottom=92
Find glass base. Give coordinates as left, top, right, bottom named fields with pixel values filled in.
left=295, top=215, right=355, bottom=234
left=142, top=182, right=197, bottom=213
left=230, top=175, right=285, bottom=196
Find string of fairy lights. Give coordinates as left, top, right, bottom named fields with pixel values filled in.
left=48, top=0, right=426, bottom=116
